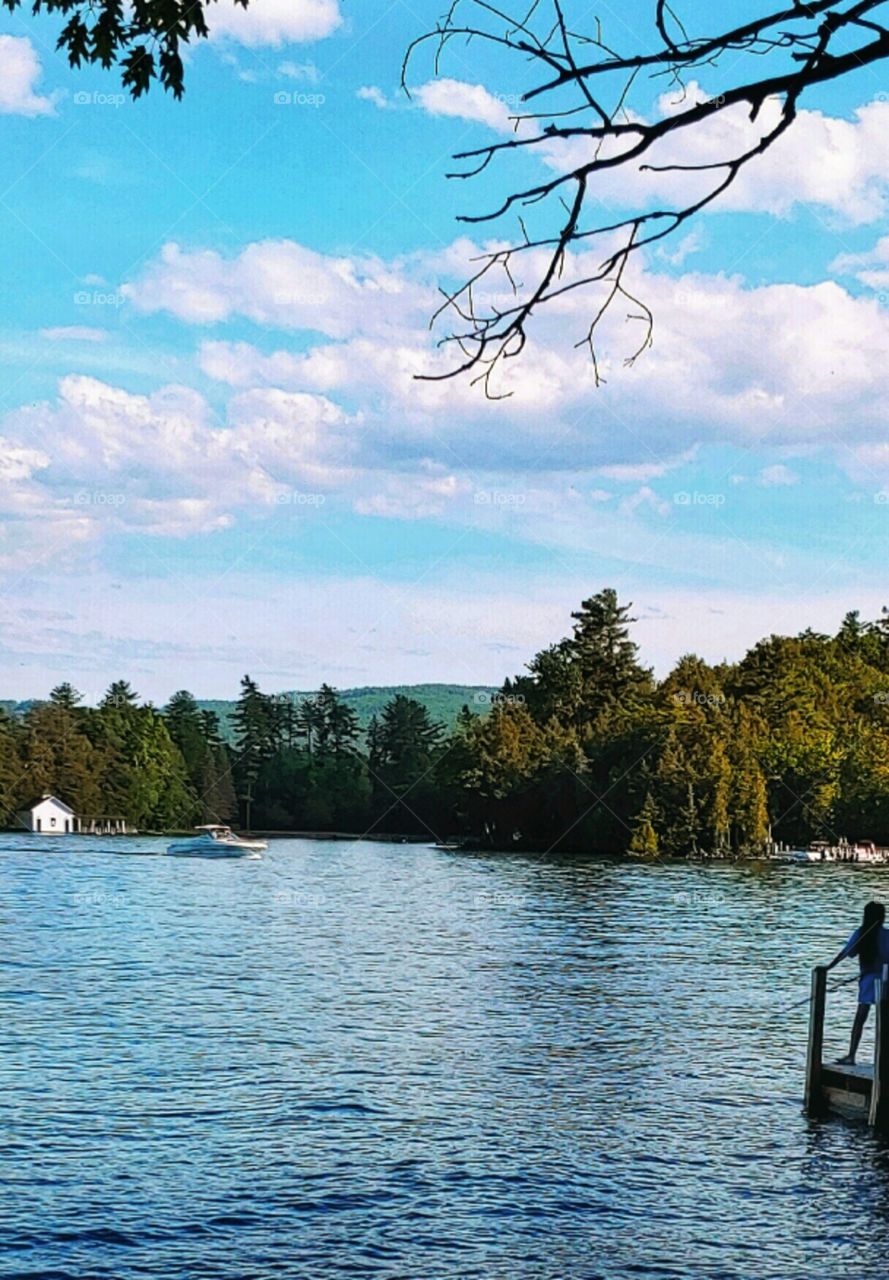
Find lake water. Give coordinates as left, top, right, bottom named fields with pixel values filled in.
left=4, top=836, right=889, bottom=1279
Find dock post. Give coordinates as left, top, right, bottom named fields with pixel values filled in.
left=869, top=965, right=889, bottom=1131
left=805, top=965, right=827, bottom=1115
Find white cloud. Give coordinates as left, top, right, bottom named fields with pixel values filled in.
left=208, top=0, right=342, bottom=47
left=1, top=374, right=359, bottom=539
left=9, top=564, right=889, bottom=702
left=832, top=236, right=889, bottom=290
left=279, top=61, right=321, bottom=83
left=0, top=566, right=579, bottom=698
left=403, top=75, right=889, bottom=223
left=0, top=36, right=56, bottom=117
left=362, top=78, right=525, bottom=128
left=632, top=588, right=889, bottom=675
left=596, top=455, right=695, bottom=483
left=542, top=91, right=889, bottom=224
left=357, top=86, right=392, bottom=110
left=40, top=326, right=107, bottom=343
left=0, top=434, right=91, bottom=571
left=656, top=230, right=704, bottom=267
left=125, top=497, right=234, bottom=537
left=411, top=78, right=514, bottom=132
left=758, top=464, right=799, bottom=487
left=174, top=236, right=889, bottom=474
left=354, top=470, right=464, bottom=519
left=124, top=240, right=427, bottom=338
left=0, top=436, right=49, bottom=484
left=226, top=385, right=358, bottom=488
left=62, top=233, right=889, bottom=559
left=619, top=485, right=671, bottom=517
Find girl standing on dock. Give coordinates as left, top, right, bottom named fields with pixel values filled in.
left=828, top=901, right=889, bottom=1065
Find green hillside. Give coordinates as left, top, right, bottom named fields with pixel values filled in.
left=1, top=686, right=499, bottom=744
left=197, top=684, right=498, bottom=742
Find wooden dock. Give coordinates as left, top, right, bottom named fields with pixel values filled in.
left=806, top=964, right=889, bottom=1128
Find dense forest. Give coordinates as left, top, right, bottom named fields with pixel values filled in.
left=6, top=590, right=889, bottom=855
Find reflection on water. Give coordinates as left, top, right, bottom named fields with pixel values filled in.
left=3, top=836, right=889, bottom=1277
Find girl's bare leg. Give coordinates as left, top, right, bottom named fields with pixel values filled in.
left=838, top=1004, right=870, bottom=1065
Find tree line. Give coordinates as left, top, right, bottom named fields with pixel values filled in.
left=0, top=676, right=448, bottom=836
left=6, top=589, right=889, bottom=854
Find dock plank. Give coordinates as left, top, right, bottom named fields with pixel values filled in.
left=821, top=1064, right=873, bottom=1095
left=822, top=1061, right=874, bottom=1080
left=821, top=1063, right=874, bottom=1117
left=805, top=964, right=889, bottom=1130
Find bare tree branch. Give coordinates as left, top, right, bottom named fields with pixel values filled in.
left=404, top=0, right=889, bottom=392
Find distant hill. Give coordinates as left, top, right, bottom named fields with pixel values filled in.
left=197, top=684, right=498, bottom=743
left=0, top=700, right=37, bottom=718
left=0, top=686, right=500, bottom=743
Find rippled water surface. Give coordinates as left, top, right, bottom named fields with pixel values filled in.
left=5, top=836, right=889, bottom=1278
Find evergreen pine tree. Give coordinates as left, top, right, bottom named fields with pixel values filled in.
left=629, top=792, right=659, bottom=856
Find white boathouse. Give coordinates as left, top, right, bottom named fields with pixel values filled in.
left=16, top=793, right=77, bottom=834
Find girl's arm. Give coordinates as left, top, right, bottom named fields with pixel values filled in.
left=827, top=931, right=858, bottom=970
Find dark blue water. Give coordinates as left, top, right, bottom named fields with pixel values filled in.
left=4, top=836, right=889, bottom=1278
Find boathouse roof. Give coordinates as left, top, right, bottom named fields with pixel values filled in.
left=17, top=794, right=75, bottom=814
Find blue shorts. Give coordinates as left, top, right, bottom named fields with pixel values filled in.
left=859, top=971, right=880, bottom=1005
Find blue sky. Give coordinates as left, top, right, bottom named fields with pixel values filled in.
left=2, top=0, right=889, bottom=701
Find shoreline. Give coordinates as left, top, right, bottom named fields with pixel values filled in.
left=7, top=827, right=889, bottom=868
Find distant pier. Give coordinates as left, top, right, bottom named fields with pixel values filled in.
left=772, top=839, right=889, bottom=865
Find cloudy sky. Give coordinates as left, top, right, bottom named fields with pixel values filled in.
left=1, top=0, right=889, bottom=701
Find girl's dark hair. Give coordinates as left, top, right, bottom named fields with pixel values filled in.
left=854, top=901, right=886, bottom=967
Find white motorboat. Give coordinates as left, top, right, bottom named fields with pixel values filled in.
left=778, top=848, right=821, bottom=863
left=166, top=825, right=267, bottom=858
